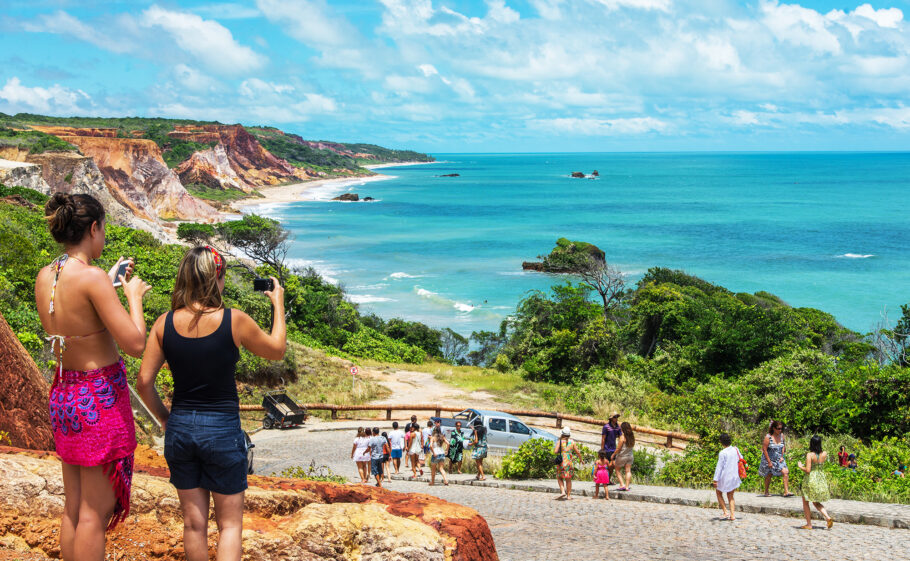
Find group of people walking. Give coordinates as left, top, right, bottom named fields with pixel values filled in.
left=714, top=421, right=835, bottom=529
left=351, top=416, right=491, bottom=486
left=553, top=413, right=637, bottom=500
left=37, top=193, right=286, bottom=561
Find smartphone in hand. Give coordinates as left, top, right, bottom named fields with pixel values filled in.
left=112, top=260, right=131, bottom=287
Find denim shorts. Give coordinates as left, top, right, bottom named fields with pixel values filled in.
left=164, top=409, right=248, bottom=495
left=370, top=458, right=384, bottom=475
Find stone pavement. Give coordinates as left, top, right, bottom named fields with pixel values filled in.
left=252, top=426, right=910, bottom=561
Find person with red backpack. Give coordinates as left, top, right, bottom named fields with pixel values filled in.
left=712, top=433, right=744, bottom=521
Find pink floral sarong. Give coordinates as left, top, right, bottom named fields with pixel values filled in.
left=49, top=358, right=136, bottom=530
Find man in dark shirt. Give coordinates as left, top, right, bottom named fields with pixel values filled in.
left=601, top=413, right=622, bottom=482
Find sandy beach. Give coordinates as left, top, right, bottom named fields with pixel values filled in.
left=231, top=161, right=437, bottom=211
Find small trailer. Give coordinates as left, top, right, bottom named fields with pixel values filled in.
left=261, top=390, right=306, bottom=429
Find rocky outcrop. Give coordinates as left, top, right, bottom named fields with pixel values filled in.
left=175, top=143, right=252, bottom=193
left=169, top=125, right=311, bottom=188
left=0, top=446, right=498, bottom=561
left=332, top=193, right=360, bottom=201
left=0, top=159, right=50, bottom=193
left=58, top=136, right=216, bottom=222
left=571, top=171, right=586, bottom=178
left=0, top=313, right=53, bottom=451
left=0, top=146, right=31, bottom=161
left=438, top=173, right=460, bottom=177
left=26, top=151, right=171, bottom=240
left=523, top=238, right=607, bottom=273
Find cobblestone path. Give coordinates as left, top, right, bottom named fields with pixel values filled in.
left=252, top=428, right=910, bottom=561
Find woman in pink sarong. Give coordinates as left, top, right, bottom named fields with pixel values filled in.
left=35, top=193, right=150, bottom=561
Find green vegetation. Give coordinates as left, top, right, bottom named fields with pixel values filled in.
left=0, top=127, right=77, bottom=154
left=0, top=112, right=217, bottom=134
left=185, top=183, right=255, bottom=202
left=343, top=142, right=435, bottom=163
left=495, top=437, right=658, bottom=482
left=272, top=462, right=347, bottom=483
left=246, top=127, right=364, bottom=171
left=143, top=123, right=217, bottom=168
left=535, top=237, right=606, bottom=272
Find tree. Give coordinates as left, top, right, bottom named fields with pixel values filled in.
left=215, top=215, right=290, bottom=284
left=871, top=304, right=910, bottom=367
left=176, top=222, right=215, bottom=246
left=440, top=328, right=468, bottom=363
left=467, top=329, right=506, bottom=367
left=575, top=255, right=626, bottom=322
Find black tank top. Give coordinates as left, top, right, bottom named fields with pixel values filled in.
left=163, top=308, right=240, bottom=413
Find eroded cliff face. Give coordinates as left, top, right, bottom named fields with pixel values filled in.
left=0, top=313, right=53, bottom=452
left=30, top=126, right=118, bottom=138
left=58, top=136, right=216, bottom=222
left=170, top=125, right=313, bottom=188
left=0, top=159, right=50, bottom=193
left=25, top=152, right=170, bottom=240
left=0, top=446, right=498, bottom=561
left=175, top=143, right=253, bottom=193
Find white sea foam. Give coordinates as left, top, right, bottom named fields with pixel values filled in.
left=390, top=272, right=420, bottom=279
left=838, top=253, right=875, bottom=259
left=347, top=294, right=395, bottom=304
left=286, top=258, right=344, bottom=285
left=453, top=302, right=476, bottom=313
left=415, top=286, right=476, bottom=313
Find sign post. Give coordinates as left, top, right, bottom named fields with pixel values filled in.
left=350, top=366, right=359, bottom=391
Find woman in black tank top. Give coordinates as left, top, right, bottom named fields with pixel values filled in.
left=137, top=246, right=285, bottom=561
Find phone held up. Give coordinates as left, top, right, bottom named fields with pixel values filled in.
left=253, top=278, right=274, bottom=292
left=111, top=260, right=131, bottom=287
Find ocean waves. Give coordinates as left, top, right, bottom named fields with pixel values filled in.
left=837, top=253, right=875, bottom=259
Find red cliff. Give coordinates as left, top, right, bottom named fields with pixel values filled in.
left=57, top=136, right=216, bottom=221
left=0, top=313, right=53, bottom=451
left=170, top=125, right=311, bottom=189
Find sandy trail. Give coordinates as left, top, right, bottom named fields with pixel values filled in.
left=361, top=367, right=504, bottom=410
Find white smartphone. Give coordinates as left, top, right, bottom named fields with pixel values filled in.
left=111, top=260, right=131, bottom=287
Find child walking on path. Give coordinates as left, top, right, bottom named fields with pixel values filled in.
left=712, top=433, right=742, bottom=520
left=593, top=451, right=611, bottom=500
left=798, top=435, right=834, bottom=530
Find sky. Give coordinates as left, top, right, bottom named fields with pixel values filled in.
left=3, top=0, right=910, bottom=152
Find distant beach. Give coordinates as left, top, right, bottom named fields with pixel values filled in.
left=232, top=161, right=437, bottom=211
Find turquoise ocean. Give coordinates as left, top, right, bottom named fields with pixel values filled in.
left=251, top=153, right=910, bottom=335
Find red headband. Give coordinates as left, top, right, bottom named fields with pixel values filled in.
left=204, top=245, right=224, bottom=277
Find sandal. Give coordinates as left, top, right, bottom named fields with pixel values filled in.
left=783, top=493, right=795, bottom=497
left=826, top=518, right=834, bottom=529
left=799, top=524, right=813, bottom=530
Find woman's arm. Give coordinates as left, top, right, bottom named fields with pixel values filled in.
left=713, top=451, right=726, bottom=484
left=798, top=452, right=813, bottom=474
left=88, top=268, right=151, bottom=357
left=235, top=277, right=286, bottom=360
left=614, top=435, right=625, bottom=456
left=762, top=434, right=771, bottom=464
left=136, top=315, right=169, bottom=428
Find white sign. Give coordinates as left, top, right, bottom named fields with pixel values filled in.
left=350, top=366, right=359, bottom=375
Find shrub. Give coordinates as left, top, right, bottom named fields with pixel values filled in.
left=341, top=327, right=427, bottom=364
left=273, top=461, right=346, bottom=484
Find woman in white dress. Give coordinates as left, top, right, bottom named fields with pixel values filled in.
left=407, top=424, right=424, bottom=479
left=350, top=427, right=371, bottom=483
left=712, top=433, right=743, bottom=520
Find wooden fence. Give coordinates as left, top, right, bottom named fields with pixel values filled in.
left=239, top=402, right=698, bottom=449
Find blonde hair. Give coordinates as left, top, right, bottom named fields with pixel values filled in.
left=172, top=246, right=224, bottom=329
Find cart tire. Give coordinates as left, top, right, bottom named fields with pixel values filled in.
left=262, top=417, right=273, bottom=430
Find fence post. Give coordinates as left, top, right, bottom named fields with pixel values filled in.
left=555, top=414, right=562, bottom=429
left=666, top=434, right=673, bottom=448
left=435, top=405, right=441, bottom=418
left=386, top=408, right=392, bottom=420
left=331, top=407, right=338, bottom=420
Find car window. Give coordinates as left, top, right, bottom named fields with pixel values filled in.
left=488, top=418, right=507, bottom=432
left=509, top=420, right=531, bottom=435
left=454, top=411, right=472, bottom=420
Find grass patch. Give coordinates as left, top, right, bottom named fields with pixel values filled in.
left=185, top=183, right=254, bottom=202
left=0, top=127, right=77, bottom=154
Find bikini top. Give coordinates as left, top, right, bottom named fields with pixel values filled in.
left=45, top=254, right=108, bottom=368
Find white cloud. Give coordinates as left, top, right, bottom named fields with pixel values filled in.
left=173, top=65, right=221, bottom=92
left=239, top=78, right=295, bottom=97
left=192, top=3, right=262, bottom=20
left=760, top=0, right=841, bottom=55
left=418, top=64, right=439, bottom=77
left=853, top=4, right=902, bottom=28
left=22, top=11, right=134, bottom=53
left=593, top=0, right=672, bottom=12
left=140, top=5, right=266, bottom=75
left=0, top=77, right=91, bottom=114
left=532, top=116, right=668, bottom=135
left=257, top=0, right=358, bottom=48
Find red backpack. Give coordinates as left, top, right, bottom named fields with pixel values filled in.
left=737, top=448, right=748, bottom=479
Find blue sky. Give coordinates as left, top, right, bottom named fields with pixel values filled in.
left=3, top=1, right=910, bottom=152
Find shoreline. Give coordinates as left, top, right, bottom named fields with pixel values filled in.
left=230, top=160, right=436, bottom=212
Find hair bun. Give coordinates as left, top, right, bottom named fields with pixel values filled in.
left=44, top=192, right=104, bottom=245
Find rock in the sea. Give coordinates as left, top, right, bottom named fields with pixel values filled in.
left=0, top=446, right=499, bottom=561
left=438, top=173, right=460, bottom=177
left=363, top=196, right=375, bottom=201
left=332, top=193, right=360, bottom=201
left=0, top=313, right=53, bottom=451
left=592, top=170, right=599, bottom=177
left=571, top=171, right=586, bottom=178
